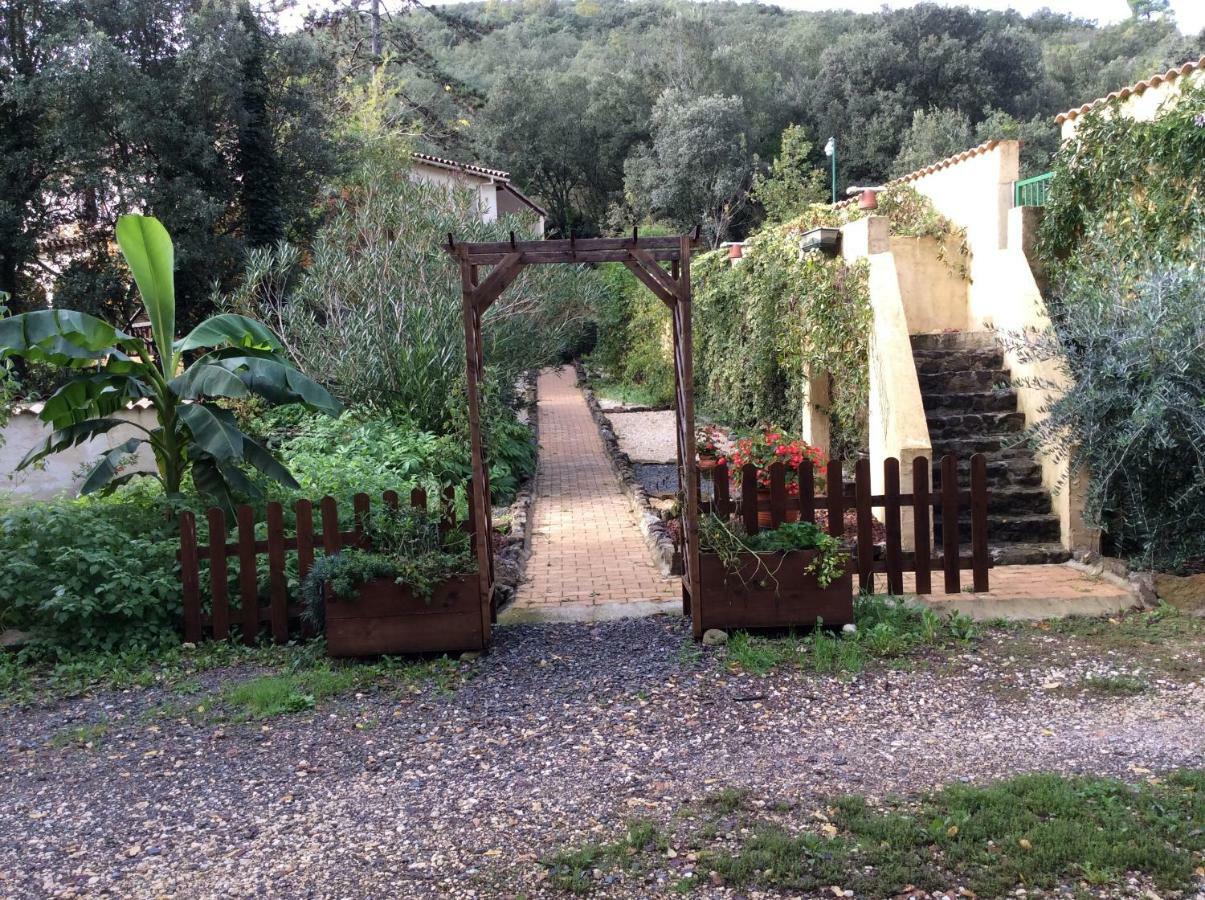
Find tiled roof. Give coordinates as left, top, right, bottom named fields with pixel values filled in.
left=1056, top=55, right=1205, bottom=125
left=833, top=140, right=1001, bottom=208
left=412, top=152, right=510, bottom=181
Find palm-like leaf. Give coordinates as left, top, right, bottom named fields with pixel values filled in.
left=79, top=437, right=144, bottom=495
left=175, top=314, right=284, bottom=354
left=0, top=309, right=140, bottom=366
left=210, top=355, right=341, bottom=414
left=169, top=364, right=250, bottom=401
left=177, top=404, right=244, bottom=460
left=116, top=215, right=176, bottom=372
left=18, top=418, right=132, bottom=470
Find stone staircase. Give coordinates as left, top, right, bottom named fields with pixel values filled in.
left=911, top=332, right=1070, bottom=565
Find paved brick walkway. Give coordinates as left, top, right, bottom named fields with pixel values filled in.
left=511, top=368, right=679, bottom=613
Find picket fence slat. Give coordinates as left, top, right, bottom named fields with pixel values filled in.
left=208, top=508, right=230, bottom=641
left=941, top=455, right=961, bottom=594
left=237, top=506, right=258, bottom=645
left=267, top=502, right=288, bottom=643
left=911, top=458, right=932, bottom=595
left=825, top=460, right=843, bottom=538
left=884, top=457, right=903, bottom=596
left=855, top=458, right=874, bottom=593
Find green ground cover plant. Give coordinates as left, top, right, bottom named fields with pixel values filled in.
left=699, top=515, right=849, bottom=589
left=549, top=770, right=1205, bottom=897
left=721, top=595, right=978, bottom=677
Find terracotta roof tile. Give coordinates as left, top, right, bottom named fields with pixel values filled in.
left=833, top=139, right=1001, bottom=208
left=1055, top=55, right=1205, bottom=125
left=412, top=152, right=510, bottom=181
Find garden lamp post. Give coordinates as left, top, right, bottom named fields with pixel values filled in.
left=824, top=137, right=837, bottom=204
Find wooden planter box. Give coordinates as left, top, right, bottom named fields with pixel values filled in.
left=697, top=550, right=853, bottom=631
left=325, top=573, right=485, bottom=657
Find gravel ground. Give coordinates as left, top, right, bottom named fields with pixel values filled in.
left=608, top=411, right=678, bottom=463
left=1, top=617, right=1202, bottom=899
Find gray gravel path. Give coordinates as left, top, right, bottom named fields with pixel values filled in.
left=1, top=617, right=1202, bottom=899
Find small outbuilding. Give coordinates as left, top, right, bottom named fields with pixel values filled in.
left=410, top=153, right=547, bottom=236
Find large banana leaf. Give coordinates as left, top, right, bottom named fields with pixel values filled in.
left=211, top=355, right=341, bottom=415
left=241, top=434, right=301, bottom=489
left=38, top=373, right=152, bottom=428
left=115, top=215, right=176, bottom=371
left=169, top=364, right=250, bottom=401
left=0, top=310, right=139, bottom=366
left=175, top=314, right=284, bottom=354
left=79, top=437, right=144, bottom=495
left=178, top=404, right=245, bottom=460
left=18, top=418, right=132, bottom=470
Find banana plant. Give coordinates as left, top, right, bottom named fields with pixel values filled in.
left=0, top=215, right=341, bottom=507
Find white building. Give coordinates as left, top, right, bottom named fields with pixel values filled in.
left=410, top=153, right=547, bottom=236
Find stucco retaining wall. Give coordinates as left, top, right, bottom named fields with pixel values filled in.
left=0, top=404, right=159, bottom=501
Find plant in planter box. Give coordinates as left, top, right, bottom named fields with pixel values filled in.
left=696, top=514, right=853, bottom=632
left=300, top=505, right=474, bottom=625
left=300, top=504, right=482, bottom=656
left=700, top=516, right=847, bottom=588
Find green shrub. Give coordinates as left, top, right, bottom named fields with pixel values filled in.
left=586, top=265, right=676, bottom=407
left=1002, top=243, right=1205, bottom=567
left=0, top=487, right=182, bottom=651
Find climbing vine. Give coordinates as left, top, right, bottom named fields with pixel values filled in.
left=1038, top=80, right=1205, bottom=280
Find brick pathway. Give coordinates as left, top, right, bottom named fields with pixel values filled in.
left=511, top=368, right=679, bottom=613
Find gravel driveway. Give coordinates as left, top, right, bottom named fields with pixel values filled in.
left=1, top=616, right=1202, bottom=899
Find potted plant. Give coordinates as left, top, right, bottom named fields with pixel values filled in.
left=301, top=504, right=482, bottom=656
left=696, top=424, right=725, bottom=470
left=728, top=430, right=827, bottom=527
left=696, top=516, right=852, bottom=631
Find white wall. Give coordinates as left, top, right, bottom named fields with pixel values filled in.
left=0, top=404, right=159, bottom=501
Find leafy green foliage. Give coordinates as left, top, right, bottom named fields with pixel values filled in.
left=222, top=142, right=605, bottom=434
left=752, top=124, right=828, bottom=224
left=584, top=264, right=675, bottom=408
left=693, top=217, right=872, bottom=450
left=1002, top=244, right=1205, bottom=567
left=0, top=487, right=182, bottom=651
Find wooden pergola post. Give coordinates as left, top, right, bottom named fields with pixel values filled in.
left=446, top=231, right=702, bottom=642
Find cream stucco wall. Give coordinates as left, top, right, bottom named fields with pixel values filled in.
left=888, top=235, right=969, bottom=333
left=0, top=404, right=160, bottom=501
left=410, top=162, right=499, bottom=222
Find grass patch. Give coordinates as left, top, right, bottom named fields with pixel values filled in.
left=542, top=819, right=666, bottom=893
left=722, top=595, right=978, bottom=677
left=0, top=637, right=470, bottom=707
left=49, top=720, right=109, bottom=749
left=555, top=772, right=1204, bottom=896
left=219, top=665, right=359, bottom=719
left=1079, top=673, right=1148, bottom=696
left=592, top=379, right=670, bottom=409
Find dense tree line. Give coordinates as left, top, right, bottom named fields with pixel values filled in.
left=429, top=0, right=1200, bottom=243
left=2, top=0, right=1200, bottom=323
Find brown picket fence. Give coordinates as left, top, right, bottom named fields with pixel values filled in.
left=177, top=484, right=485, bottom=644
left=700, top=453, right=990, bottom=595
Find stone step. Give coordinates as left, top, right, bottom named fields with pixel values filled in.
left=910, top=331, right=997, bottom=352
left=922, top=389, right=1019, bottom=414
left=931, top=434, right=1031, bottom=456
left=926, top=411, right=1027, bottom=438
left=931, top=542, right=1072, bottom=567
left=919, top=369, right=1011, bottom=394
left=933, top=456, right=1044, bottom=489
left=934, top=513, right=1061, bottom=544
left=988, top=486, right=1052, bottom=515
left=913, top=349, right=1005, bottom=374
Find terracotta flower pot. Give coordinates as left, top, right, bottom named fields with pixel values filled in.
left=697, top=455, right=718, bottom=471
left=757, top=489, right=800, bottom=528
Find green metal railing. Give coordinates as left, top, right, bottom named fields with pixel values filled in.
left=1014, top=172, right=1054, bottom=207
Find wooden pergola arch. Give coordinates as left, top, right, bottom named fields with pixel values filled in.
left=445, top=231, right=705, bottom=642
